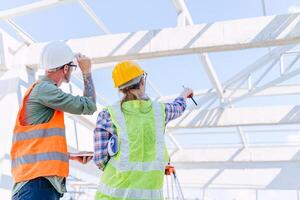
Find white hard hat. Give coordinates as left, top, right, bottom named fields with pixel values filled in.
left=40, top=41, right=75, bottom=70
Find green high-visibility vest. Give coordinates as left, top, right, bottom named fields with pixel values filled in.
left=96, top=100, right=168, bottom=200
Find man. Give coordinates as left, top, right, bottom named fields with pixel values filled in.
left=11, top=41, right=97, bottom=200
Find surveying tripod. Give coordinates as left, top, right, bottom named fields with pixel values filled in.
left=165, top=162, right=185, bottom=200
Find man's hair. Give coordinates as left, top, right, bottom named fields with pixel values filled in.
left=46, top=61, right=72, bottom=72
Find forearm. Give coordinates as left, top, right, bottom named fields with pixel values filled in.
left=37, top=81, right=96, bottom=115
left=93, top=110, right=114, bottom=170
left=164, top=96, right=187, bottom=124
left=82, top=73, right=96, bottom=103
left=94, top=129, right=110, bottom=171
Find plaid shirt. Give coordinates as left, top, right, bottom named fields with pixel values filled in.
left=93, top=97, right=186, bottom=170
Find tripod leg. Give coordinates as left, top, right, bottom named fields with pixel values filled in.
left=171, top=173, right=174, bottom=199
left=166, top=175, right=170, bottom=200
left=173, top=173, right=185, bottom=200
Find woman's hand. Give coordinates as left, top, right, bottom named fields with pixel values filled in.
left=180, top=87, right=194, bottom=99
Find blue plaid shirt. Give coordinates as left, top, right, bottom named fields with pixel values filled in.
left=93, top=97, right=186, bottom=170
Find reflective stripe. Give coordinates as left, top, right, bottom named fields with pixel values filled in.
left=110, top=160, right=164, bottom=171
left=13, top=128, right=65, bottom=142
left=153, top=102, right=165, bottom=165
left=12, top=152, right=68, bottom=168
left=98, top=182, right=163, bottom=200
left=109, top=102, right=165, bottom=172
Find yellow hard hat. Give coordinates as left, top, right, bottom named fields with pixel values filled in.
left=112, top=61, right=144, bottom=88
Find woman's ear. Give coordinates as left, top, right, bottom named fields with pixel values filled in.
left=119, top=89, right=125, bottom=94
left=140, top=79, right=145, bottom=87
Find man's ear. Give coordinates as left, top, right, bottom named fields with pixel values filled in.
left=63, top=65, right=69, bottom=74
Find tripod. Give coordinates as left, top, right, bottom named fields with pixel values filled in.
left=165, top=163, right=185, bottom=200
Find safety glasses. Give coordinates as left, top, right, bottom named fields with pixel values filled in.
left=67, top=62, right=77, bottom=71
left=143, top=72, right=148, bottom=82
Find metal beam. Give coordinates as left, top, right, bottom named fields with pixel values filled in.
left=173, top=2, right=289, bottom=142
left=70, top=104, right=300, bottom=130
left=171, top=0, right=224, bottom=99
left=23, top=13, right=300, bottom=68
left=147, top=78, right=163, bottom=97
left=199, top=54, right=224, bottom=99
left=5, top=19, right=36, bottom=45
left=171, top=147, right=300, bottom=163
left=172, top=0, right=194, bottom=26
left=223, top=45, right=294, bottom=88
left=0, top=0, right=76, bottom=19
left=77, top=0, right=110, bottom=34
left=229, top=67, right=300, bottom=105
left=0, top=33, right=5, bottom=69
left=157, top=84, right=300, bottom=103
left=261, top=0, right=267, bottom=16
left=167, top=105, right=300, bottom=128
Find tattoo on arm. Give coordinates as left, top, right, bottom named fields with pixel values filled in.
left=83, top=73, right=96, bottom=103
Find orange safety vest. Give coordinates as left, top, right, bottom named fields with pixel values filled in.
left=10, top=82, right=69, bottom=183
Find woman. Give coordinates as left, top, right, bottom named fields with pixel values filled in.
left=94, top=60, right=193, bottom=200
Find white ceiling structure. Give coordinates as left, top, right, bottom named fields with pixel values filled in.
left=0, top=0, right=300, bottom=199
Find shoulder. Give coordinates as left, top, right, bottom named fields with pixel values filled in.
left=34, top=80, right=60, bottom=95
left=97, top=109, right=111, bottom=119
left=95, top=109, right=113, bottom=130
left=26, top=81, right=56, bottom=100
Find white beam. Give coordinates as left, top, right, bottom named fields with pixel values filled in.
left=261, top=0, right=267, bottom=16
left=172, top=0, right=194, bottom=26
left=70, top=104, right=300, bottom=130
left=0, top=0, right=76, bottom=19
left=167, top=105, right=300, bottom=128
left=0, top=33, right=5, bottom=69
left=229, top=67, right=300, bottom=105
left=172, top=0, right=225, bottom=100
left=223, top=45, right=293, bottom=88
left=199, top=54, right=224, bottom=99
left=166, top=133, right=183, bottom=151
left=78, top=0, right=110, bottom=34
left=171, top=147, right=300, bottom=163
left=23, top=13, right=300, bottom=68
left=147, top=78, right=163, bottom=97
left=0, top=30, right=22, bottom=69
left=5, top=19, right=36, bottom=45
left=157, top=84, right=300, bottom=103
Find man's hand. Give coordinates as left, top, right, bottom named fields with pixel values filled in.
left=76, top=53, right=96, bottom=103
left=76, top=53, right=91, bottom=75
left=69, top=152, right=93, bottom=164
left=180, top=87, right=193, bottom=99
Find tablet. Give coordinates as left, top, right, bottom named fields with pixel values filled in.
left=69, top=152, right=94, bottom=157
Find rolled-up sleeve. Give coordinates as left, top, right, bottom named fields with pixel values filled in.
left=164, top=96, right=187, bottom=124
left=93, top=110, right=115, bottom=170
left=37, top=82, right=97, bottom=115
